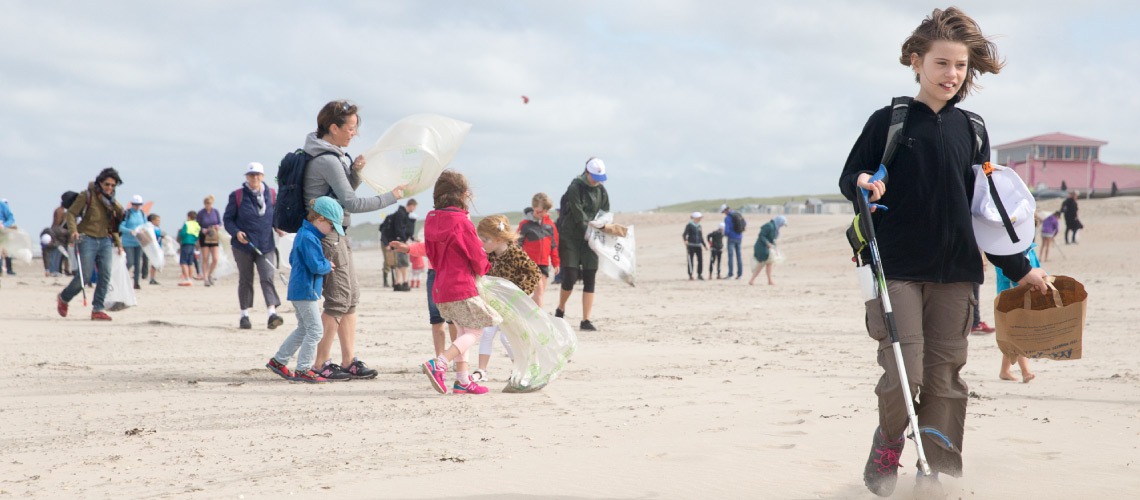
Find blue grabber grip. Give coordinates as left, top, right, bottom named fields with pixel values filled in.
left=859, top=164, right=889, bottom=212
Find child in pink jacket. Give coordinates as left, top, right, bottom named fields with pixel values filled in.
left=420, top=171, right=502, bottom=395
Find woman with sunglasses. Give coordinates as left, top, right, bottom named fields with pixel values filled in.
left=56, top=167, right=126, bottom=321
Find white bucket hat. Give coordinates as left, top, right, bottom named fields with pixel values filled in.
left=971, top=163, right=1035, bottom=255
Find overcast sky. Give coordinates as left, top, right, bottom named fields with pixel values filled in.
left=3, top=0, right=1139, bottom=232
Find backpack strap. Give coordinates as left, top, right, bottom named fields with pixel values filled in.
left=960, top=109, right=987, bottom=163
left=880, top=96, right=913, bottom=169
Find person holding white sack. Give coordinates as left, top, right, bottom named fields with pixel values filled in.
left=555, top=157, right=620, bottom=332
left=118, top=195, right=148, bottom=290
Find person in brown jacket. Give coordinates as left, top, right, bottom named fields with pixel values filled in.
left=56, top=168, right=125, bottom=321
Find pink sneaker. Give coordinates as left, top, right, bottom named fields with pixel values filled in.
left=422, top=359, right=448, bottom=394
left=452, top=380, right=489, bottom=395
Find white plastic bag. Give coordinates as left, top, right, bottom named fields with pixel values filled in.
left=104, top=251, right=137, bottom=311
left=136, top=223, right=164, bottom=271
left=585, top=211, right=636, bottom=287
left=162, top=234, right=177, bottom=258
left=478, top=276, right=578, bottom=393
left=358, top=114, right=473, bottom=197
left=0, top=228, right=34, bottom=264
left=274, top=232, right=295, bottom=270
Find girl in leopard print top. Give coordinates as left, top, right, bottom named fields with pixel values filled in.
left=473, top=215, right=543, bottom=382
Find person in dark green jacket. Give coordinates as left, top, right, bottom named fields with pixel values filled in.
left=555, top=157, right=610, bottom=331
left=748, top=215, right=786, bottom=286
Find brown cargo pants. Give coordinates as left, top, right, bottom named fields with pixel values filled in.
left=865, top=280, right=975, bottom=476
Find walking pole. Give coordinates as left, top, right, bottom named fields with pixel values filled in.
left=856, top=165, right=932, bottom=476
left=73, top=242, right=88, bottom=307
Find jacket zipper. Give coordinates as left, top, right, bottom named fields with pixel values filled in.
left=935, top=112, right=949, bottom=283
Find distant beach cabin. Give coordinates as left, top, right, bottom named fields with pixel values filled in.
left=994, top=132, right=1140, bottom=194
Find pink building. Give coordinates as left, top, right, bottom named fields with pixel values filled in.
left=993, top=132, right=1140, bottom=193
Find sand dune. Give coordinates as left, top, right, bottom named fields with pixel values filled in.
left=2, top=197, right=1138, bottom=498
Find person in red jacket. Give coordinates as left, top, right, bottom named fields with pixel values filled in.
left=517, top=192, right=559, bottom=308
left=420, top=170, right=502, bottom=396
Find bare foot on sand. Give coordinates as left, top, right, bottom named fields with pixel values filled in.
left=768, top=281, right=776, bottom=286
left=1000, top=372, right=1017, bottom=381
left=1022, top=373, right=1036, bottom=383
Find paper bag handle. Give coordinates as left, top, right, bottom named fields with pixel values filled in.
left=1023, top=277, right=1063, bottom=310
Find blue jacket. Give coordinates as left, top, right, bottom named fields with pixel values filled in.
left=118, top=208, right=147, bottom=247
left=0, top=201, right=15, bottom=228
left=723, top=210, right=743, bottom=241
left=223, top=184, right=276, bottom=255
left=287, top=220, right=333, bottom=301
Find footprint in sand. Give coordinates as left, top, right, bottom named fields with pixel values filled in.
left=765, top=443, right=796, bottom=450
left=775, top=419, right=806, bottom=426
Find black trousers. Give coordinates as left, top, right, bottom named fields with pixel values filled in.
left=709, top=249, right=722, bottom=277
left=686, top=247, right=704, bottom=277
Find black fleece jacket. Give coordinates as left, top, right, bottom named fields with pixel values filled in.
left=839, top=97, right=1031, bottom=284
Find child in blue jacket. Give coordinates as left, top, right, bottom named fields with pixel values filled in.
left=265, top=197, right=342, bottom=383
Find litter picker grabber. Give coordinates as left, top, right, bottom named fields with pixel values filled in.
left=73, top=242, right=88, bottom=306
left=855, top=164, right=932, bottom=476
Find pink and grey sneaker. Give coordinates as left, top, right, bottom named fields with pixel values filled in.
left=422, top=358, right=448, bottom=394
left=452, top=380, right=489, bottom=395
left=863, top=426, right=905, bottom=497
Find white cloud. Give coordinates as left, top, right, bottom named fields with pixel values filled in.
left=3, top=0, right=1139, bottom=233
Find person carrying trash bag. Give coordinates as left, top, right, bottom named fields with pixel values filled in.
left=555, top=157, right=610, bottom=331
left=838, top=7, right=1049, bottom=498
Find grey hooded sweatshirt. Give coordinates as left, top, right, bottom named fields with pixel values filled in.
left=302, top=132, right=397, bottom=227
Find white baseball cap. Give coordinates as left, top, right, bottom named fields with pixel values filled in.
left=585, top=158, right=607, bottom=182
left=131, top=195, right=144, bottom=205
left=719, top=203, right=728, bottom=213
left=971, top=163, right=1035, bottom=255
left=691, top=211, right=702, bottom=219
left=245, top=162, right=265, bottom=176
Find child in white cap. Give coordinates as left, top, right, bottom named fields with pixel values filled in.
left=682, top=212, right=707, bottom=280
left=266, top=196, right=343, bottom=383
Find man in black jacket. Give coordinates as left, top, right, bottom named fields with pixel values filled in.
left=382, top=199, right=417, bottom=291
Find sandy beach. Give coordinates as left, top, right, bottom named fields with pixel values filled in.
left=2, top=196, right=1138, bottom=499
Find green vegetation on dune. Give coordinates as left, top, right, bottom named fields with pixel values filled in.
left=652, top=194, right=844, bottom=213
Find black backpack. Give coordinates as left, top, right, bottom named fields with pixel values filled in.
left=272, top=149, right=337, bottom=233
left=730, top=211, right=747, bottom=233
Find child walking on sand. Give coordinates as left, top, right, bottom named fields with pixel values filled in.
left=176, top=211, right=200, bottom=286
left=839, top=7, right=1049, bottom=497
left=266, top=197, right=342, bottom=383
left=421, top=171, right=502, bottom=395
left=472, top=215, right=542, bottom=383
left=517, top=193, right=559, bottom=308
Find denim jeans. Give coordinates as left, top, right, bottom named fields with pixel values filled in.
left=60, top=236, right=114, bottom=312
left=124, top=245, right=143, bottom=286
left=273, top=300, right=323, bottom=372
left=726, top=238, right=743, bottom=277
left=48, top=247, right=64, bottom=274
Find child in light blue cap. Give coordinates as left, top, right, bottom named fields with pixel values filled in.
left=265, top=196, right=342, bottom=382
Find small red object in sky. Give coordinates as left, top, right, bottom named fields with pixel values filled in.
left=521, top=95, right=529, bottom=104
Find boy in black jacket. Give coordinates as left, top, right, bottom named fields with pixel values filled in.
left=838, top=7, right=1049, bottom=498
left=706, top=222, right=725, bottom=279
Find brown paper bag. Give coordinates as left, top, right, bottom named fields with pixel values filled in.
left=994, top=275, right=1087, bottom=360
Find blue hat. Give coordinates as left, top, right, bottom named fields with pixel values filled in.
left=774, top=215, right=787, bottom=228
left=312, top=196, right=344, bottom=235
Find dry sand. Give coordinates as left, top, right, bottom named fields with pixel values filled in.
left=2, top=197, right=1138, bottom=499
